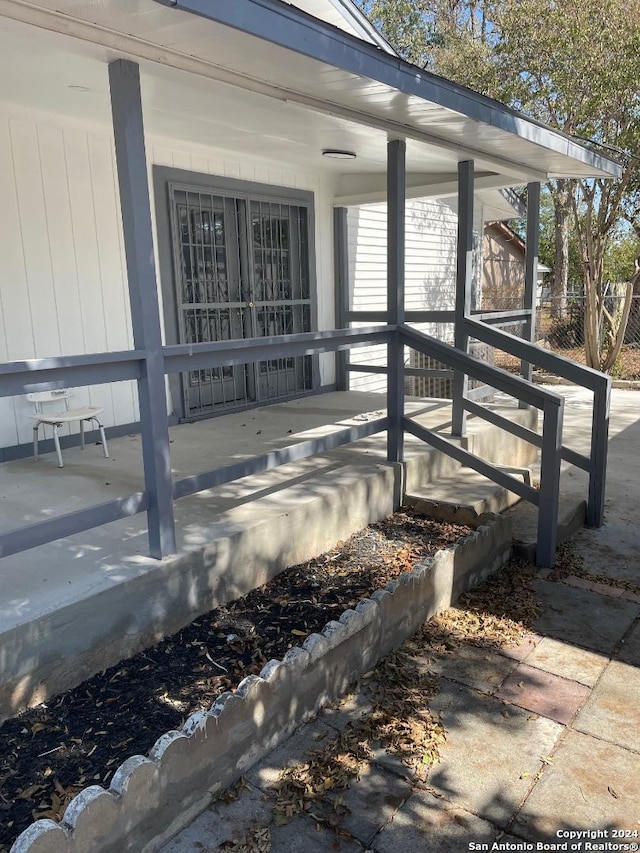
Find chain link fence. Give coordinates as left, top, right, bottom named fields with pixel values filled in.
left=539, top=293, right=640, bottom=349
left=402, top=289, right=640, bottom=393
left=487, top=290, right=640, bottom=380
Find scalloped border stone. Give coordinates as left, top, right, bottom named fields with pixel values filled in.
left=11, top=513, right=512, bottom=853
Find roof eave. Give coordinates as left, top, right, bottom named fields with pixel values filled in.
left=327, top=0, right=398, bottom=55
left=154, top=0, right=622, bottom=181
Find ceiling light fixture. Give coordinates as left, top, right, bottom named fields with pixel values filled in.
left=322, top=149, right=356, bottom=159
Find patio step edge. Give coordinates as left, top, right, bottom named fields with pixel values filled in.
left=510, top=497, right=587, bottom=563
left=10, top=514, right=513, bottom=853
left=405, top=466, right=530, bottom=526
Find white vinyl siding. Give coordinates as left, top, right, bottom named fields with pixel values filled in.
left=347, top=199, right=459, bottom=393
left=0, top=103, right=335, bottom=451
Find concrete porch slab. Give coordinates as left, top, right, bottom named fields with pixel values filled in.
left=0, top=391, right=536, bottom=722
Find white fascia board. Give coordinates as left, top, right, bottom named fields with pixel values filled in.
left=326, top=0, right=398, bottom=55
left=155, top=0, right=621, bottom=180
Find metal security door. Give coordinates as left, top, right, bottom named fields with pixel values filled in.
left=249, top=200, right=313, bottom=400
left=171, top=188, right=253, bottom=417
left=171, top=186, right=313, bottom=418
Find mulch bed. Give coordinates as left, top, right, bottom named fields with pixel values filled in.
left=211, top=541, right=636, bottom=852
left=208, top=554, right=544, bottom=850
left=0, top=509, right=470, bottom=852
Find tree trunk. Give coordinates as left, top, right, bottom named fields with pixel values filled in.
left=551, top=179, right=571, bottom=320
left=583, top=271, right=601, bottom=369
left=601, top=282, right=633, bottom=373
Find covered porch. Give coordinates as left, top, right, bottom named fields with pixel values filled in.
left=0, top=0, right=617, bottom=718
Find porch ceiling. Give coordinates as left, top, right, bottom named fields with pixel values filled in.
left=0, top=12, right=452, bottom=180
left=0, top=0, right=621, bottom=189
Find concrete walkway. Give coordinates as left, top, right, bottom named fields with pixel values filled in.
left=158, top=386, right=640, bottom=852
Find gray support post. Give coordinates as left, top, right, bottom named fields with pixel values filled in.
left=587, top=376, right=611, bottom=527
left=520, top=181, right=540, bottom=405
left=109, top=59, right=177, bottom=559
left=334, top=207, right=350, bottom=392
left=386, top=140, right=406, bottom=465
left=537, top=398, right=564, bottom=568
left=452, top=160, right=474, bottom=437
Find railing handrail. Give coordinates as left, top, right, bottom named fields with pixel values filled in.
left=465, top=314, right=610, bottom=529
left=403, top=415, right=540, bottom=506
left=471, top=309, right=532, bottom=324
left=399, top=322, right=566, bottom=567
left=400, top=324, right=563, bottom=409
left=346, top=310, right=454, bottom=323
left=0, top=350, right=145, bottom=376
left=0, top=351, right=145, bottom=399
left=465, top=316, right=610, bottom=393
left=163, top=326, right=393, bottom=372
left=0, top=327, right=394, bottom=399
left=0, top=319, right=605, bottom=567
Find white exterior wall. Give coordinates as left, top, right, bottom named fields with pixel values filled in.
left=0, top=103, right=336, bottom=452
left=347, top=198, right=459, bottom=393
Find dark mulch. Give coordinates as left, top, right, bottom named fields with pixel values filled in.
left=0, top=509, right=470, bottom=852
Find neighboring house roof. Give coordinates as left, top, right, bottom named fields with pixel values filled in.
left=485, top=221, right=551, bottom=275
left=486, top=221, right=526, bottom=256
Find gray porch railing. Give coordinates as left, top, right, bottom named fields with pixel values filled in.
left=0, top=58, right=612, bottom=574
left=0, top=327, right=391, bottom=560
left=346, top=307, right=610, bottom=564
left=0, top=317, right=609, bottom=567
left=399, top=324, right=564, bottom=568
left=464, top=317, right=611, bottom=528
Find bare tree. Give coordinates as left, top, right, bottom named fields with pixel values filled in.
left=359, top=0, right=640, bottom=370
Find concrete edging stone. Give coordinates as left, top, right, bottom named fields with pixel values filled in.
left=10, top=513, right=512, bottom=853
left=532, top=371, right=640, bottom=390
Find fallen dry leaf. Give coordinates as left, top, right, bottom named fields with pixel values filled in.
left=16, top=785, right=45, bottom=802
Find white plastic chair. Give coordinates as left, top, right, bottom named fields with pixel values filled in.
left=27, top=389, right=109, bottom=468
